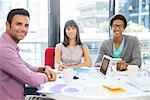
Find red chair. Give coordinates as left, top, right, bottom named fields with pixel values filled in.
left=44, top=47, right=55, bottom=69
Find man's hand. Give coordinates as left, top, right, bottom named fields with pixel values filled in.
left=117, top=60, right=128, bottom=71
left=44, top=67, right=56, bottom=81
left=37, top=66, right=56, bottom=81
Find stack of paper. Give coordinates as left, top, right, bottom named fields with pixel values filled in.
left=102, top=81, right=126, bottom=93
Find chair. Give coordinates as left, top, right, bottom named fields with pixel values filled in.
left=44, top=47, right=55, bottom=69
left=24, top=95, right=55, bottom=100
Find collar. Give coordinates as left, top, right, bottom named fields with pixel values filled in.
left=2, top=32, right=20, bottom=51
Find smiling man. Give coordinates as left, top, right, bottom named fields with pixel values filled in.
left=0, top=8, right=56, bottom=100
left=95, top=14, right=141, bottom=70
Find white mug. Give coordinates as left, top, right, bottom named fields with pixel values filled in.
left=63, top=68, right=74, bottom=84
left=127, top=65, right=139, bottom=83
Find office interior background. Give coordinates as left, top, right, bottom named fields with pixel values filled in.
left=0, top=0, right=150, bottom=66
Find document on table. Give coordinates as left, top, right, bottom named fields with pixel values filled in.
left=60, top=84, right=85, bottom=94
left=37, top=83, right=85, bottom=94
left=37, top=83, right=66, bottom=94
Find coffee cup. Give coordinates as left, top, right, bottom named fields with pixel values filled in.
left=127, top=65, right=139, bottom=83
left=63, top=68, right=74, bottom=84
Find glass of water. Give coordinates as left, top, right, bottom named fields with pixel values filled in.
left=137, top=66, right=150, bottom=92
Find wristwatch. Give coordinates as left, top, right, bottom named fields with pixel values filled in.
left=38, top=67, right=45, bottom=73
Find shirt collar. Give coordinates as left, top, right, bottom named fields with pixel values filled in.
left=2, top=32, right=20, bottom=51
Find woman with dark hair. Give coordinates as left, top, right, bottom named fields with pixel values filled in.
left=95, top=14, right=141, bottom=71
left=55, top=20, right=92, bottom=71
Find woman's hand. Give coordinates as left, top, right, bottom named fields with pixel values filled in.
left=117, top=60, right=128, bottom=71
left=58, top=64, right=70, bottom=71
left=58, top=65, right=64, bottom=71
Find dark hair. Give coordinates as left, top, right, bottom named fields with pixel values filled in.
left=110, top=14, right=127, bottom=29
left=62, top=20, right=83, bottom=47
left=7, top=8, right=30, bottom=25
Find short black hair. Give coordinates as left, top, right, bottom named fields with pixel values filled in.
left=110, top=14, right=127, bottom=29
left=7, top=8, right=30, bottom=25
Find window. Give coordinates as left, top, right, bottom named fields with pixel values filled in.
left=1, top=0, right=149, bottom=66
left=115, top=0, right=150, bottom=66
left=0, top=0, right=48, bottom=65
left=60, top=0, right=110, bottom=65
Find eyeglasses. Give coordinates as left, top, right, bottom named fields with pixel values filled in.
left=111, top=24, right=125, bottom=28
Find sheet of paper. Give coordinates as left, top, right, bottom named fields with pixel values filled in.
left=38, top=83, right=85, bottom=94
left=37, top=83, right=66, bottom=94
left=61, top=84, right=85, bottom=94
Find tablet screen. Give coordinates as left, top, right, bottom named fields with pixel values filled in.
left=99, top=57, right=110, bottom=75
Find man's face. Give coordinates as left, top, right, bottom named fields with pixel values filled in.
left=111, top=19, right=125, bottom=38
left=6, top=14, right=29, bottom=43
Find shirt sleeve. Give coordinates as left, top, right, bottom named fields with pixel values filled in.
left=130, top=36, right=142, bottom=67
left=82, top=44, right=89, bottom=50
left=55, top=43, right=62, bottom=50
left=0, top=47, right=48, bottom=87
left=23, top=61, right=38, bottom=72
left=94, top=41, right=106, bottom=67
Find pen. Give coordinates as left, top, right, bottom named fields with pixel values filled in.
left=126, top=82, right=141, bottom=91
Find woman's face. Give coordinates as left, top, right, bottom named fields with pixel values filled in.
left=111, top=19, right=125, bottom=38
left=65, top=25, right=77, bottom=39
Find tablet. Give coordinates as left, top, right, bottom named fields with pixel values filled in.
left=99, top=55, right=112, bottom=76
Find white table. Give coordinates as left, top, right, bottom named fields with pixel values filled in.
left=38, top=68, right=150, bottom=100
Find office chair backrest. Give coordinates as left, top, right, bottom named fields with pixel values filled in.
left=44, top=47, right=55, bottom=69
